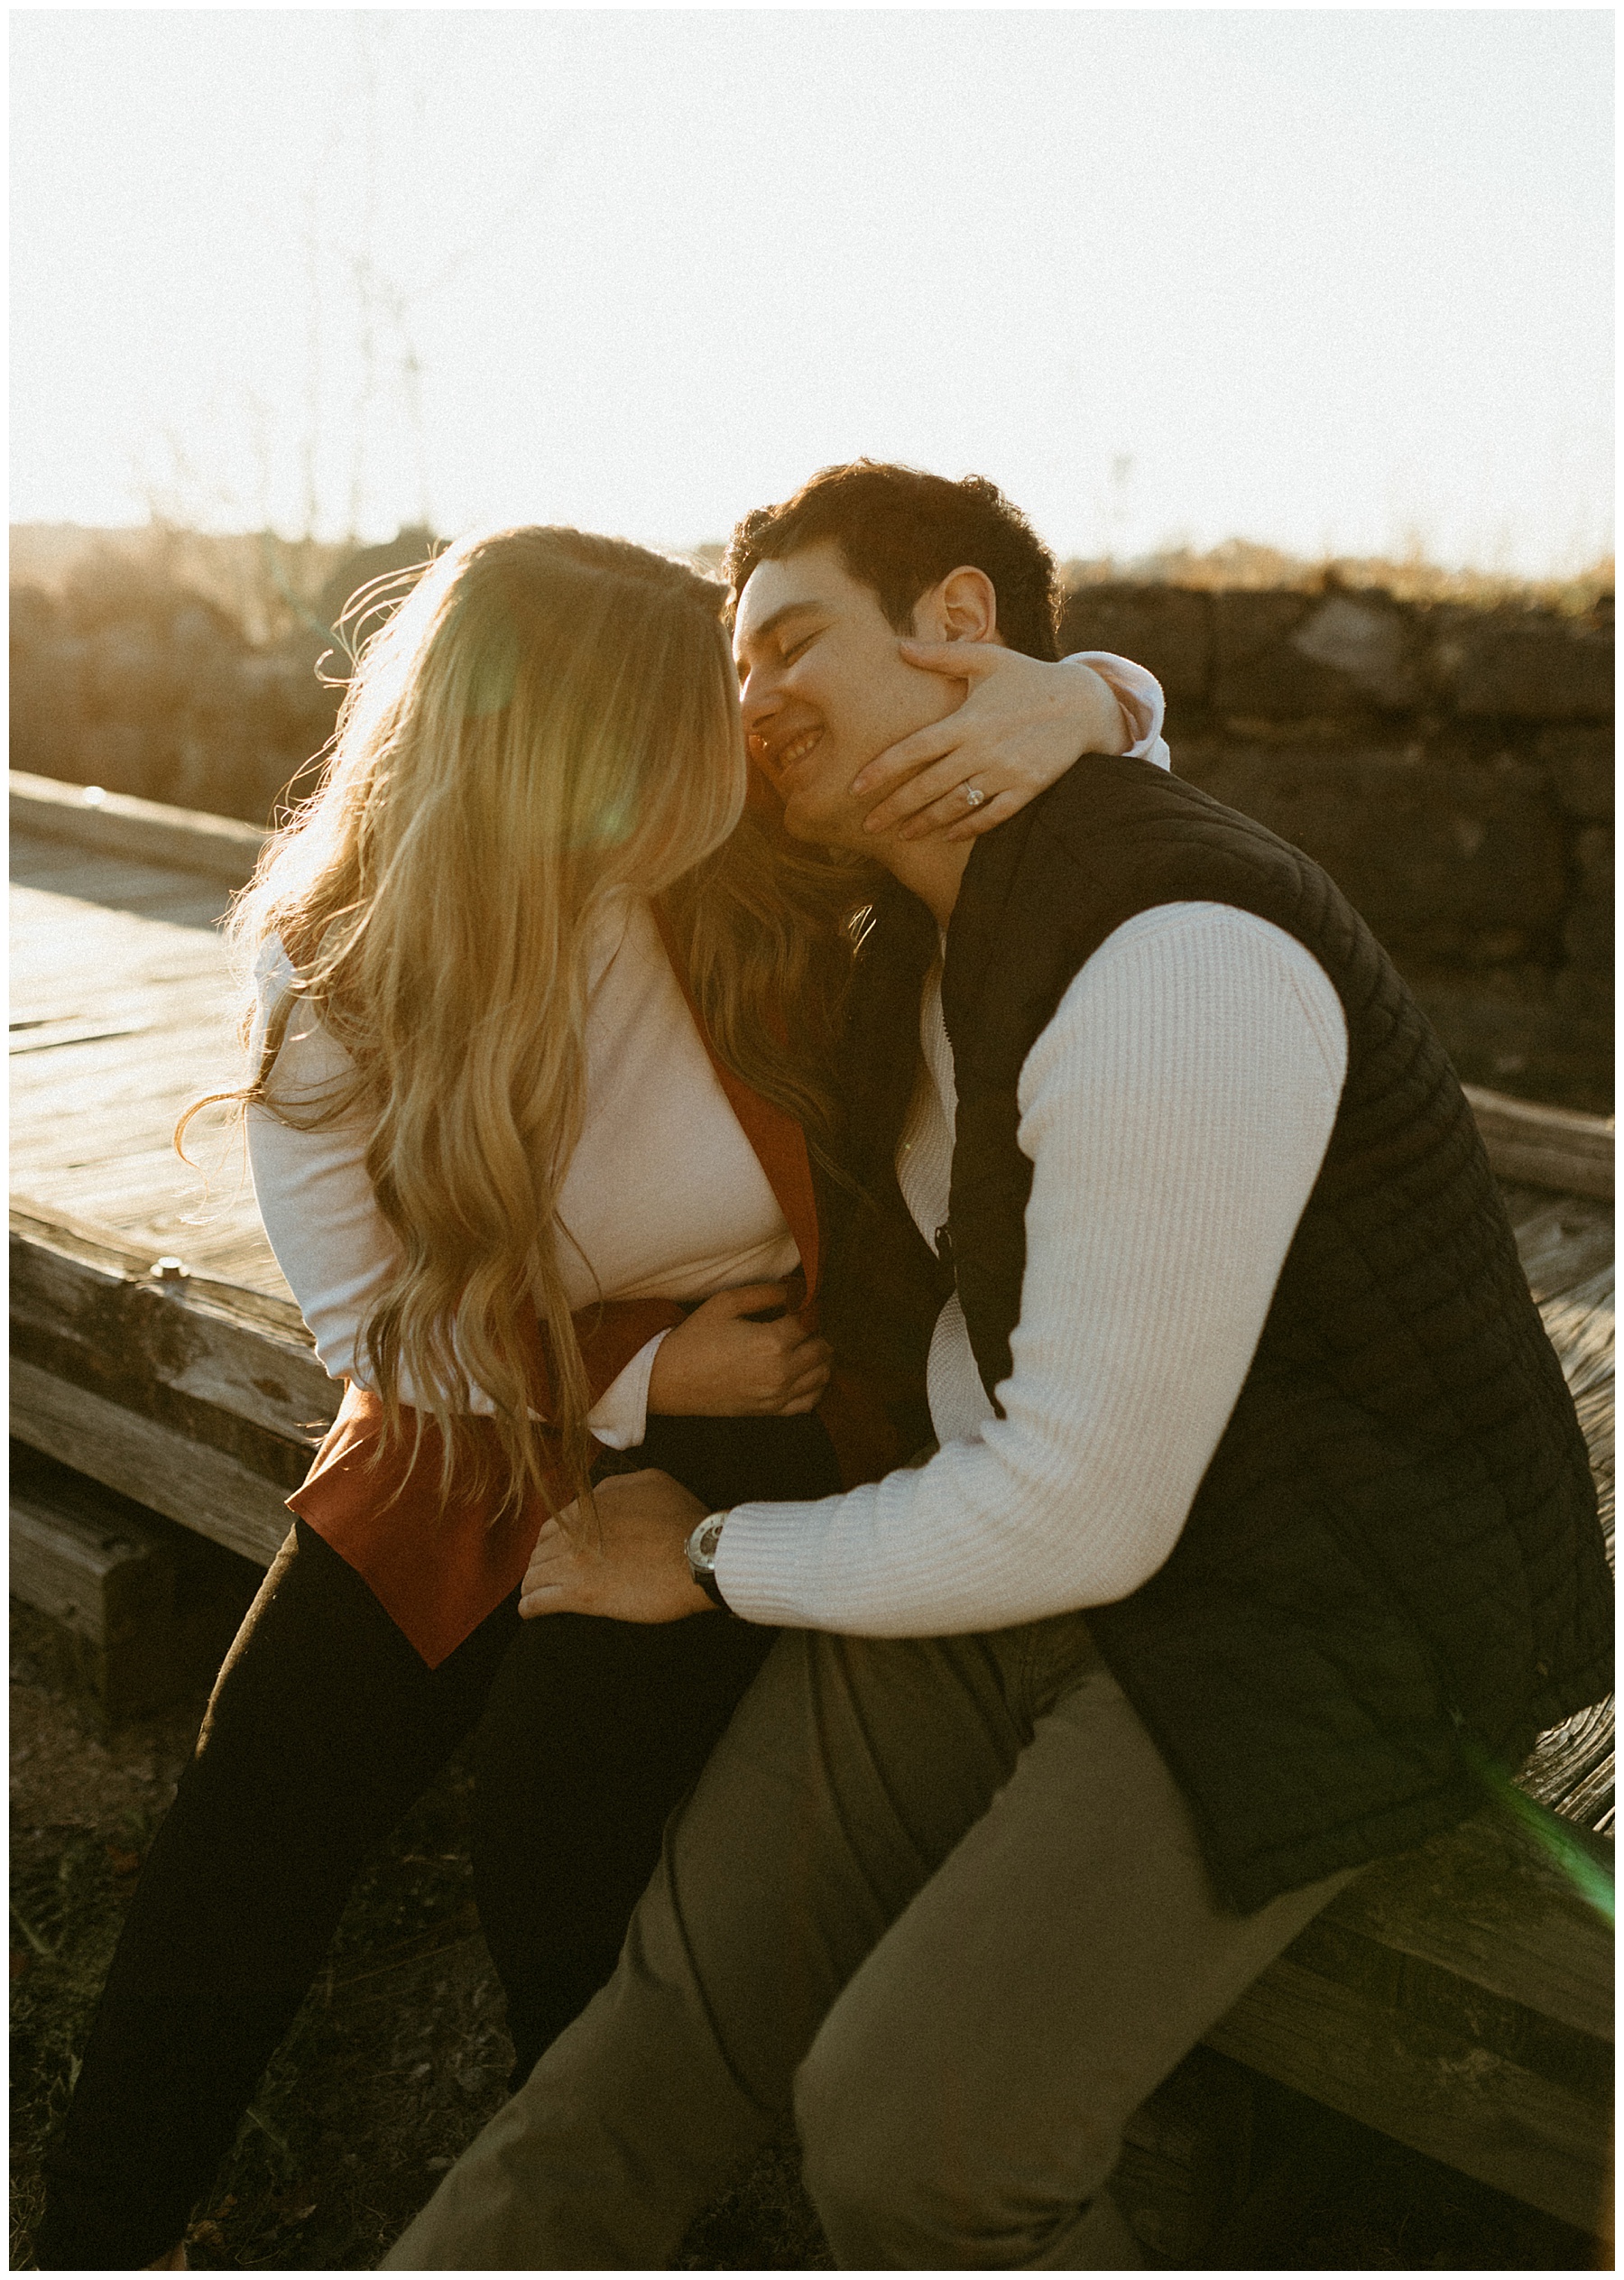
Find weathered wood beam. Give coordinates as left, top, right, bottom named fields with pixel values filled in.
left=10, top=1196, right=336, bottom=1444
left=1206, top=1952, right=1607, bottom=2233
left=11, top=1484, right=177, bottom=1729
left=11, top=1484, right=171, bottom=1654
left=1113, top=2048, right=1260, bottom=2265
left=1464, top=1084, right=1614, bottom=1202
left=1206, top=1807, right=1611, bottom=2229
left=10, top=1462, right=260, bottom=1723
left=9, top=770, right=267, bottom=887
left=12, top=1361, right=293, bottom=1567
left=10, top=1198, right=337, bottom=1568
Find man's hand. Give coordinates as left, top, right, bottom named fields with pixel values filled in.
left=853, top=641, right=1130, bottom=843
left=520, top=1470, right=713, bottom=1623
left=648, top=1283, right=832, bottom=1417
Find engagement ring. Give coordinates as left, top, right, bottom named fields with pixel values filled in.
left=962, top=783, right=986, bottom=809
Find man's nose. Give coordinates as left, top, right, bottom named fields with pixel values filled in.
left=738, top=670, right=781, bottom=743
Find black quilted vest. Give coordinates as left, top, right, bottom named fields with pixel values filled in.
left=820, top=755, right=1611, bottom=1911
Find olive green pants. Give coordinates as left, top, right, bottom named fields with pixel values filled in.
left=385, top=1612, right=1351, bottom=2269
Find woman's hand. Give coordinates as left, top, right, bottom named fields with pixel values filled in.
left=853, top=642, right=1130, bottom=844
left=520, top=1471, right=712, bottom=1623
left=647, top=1283, right=832, bottom=1417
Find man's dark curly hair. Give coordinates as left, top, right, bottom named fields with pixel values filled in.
left=724, top=460, right=1063, bottom=661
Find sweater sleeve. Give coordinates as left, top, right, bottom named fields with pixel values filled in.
left=244, top=940, right=406, bottom=1391
left=1066, top=651, right=1171, bottom=772
left=715, top=906, right=1348, bottom=1633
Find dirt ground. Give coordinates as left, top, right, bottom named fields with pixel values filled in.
left=9, top=1600, right=1606, bottom=2271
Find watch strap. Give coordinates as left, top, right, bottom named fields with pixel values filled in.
left=686, top=1510, right=732, bottom=1612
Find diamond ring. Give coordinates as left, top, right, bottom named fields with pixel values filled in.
left=962, top=783, right=987, bottom=809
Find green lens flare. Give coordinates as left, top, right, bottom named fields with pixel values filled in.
left=577, top=789, right=636, bottom=848
left=1460, top=1731, right=1614, bottom=1925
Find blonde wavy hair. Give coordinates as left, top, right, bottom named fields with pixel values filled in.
left=211, top=526, right=866, bottom=1519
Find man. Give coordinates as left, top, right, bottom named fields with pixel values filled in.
left=386, top=464, right=1610, bottom=2269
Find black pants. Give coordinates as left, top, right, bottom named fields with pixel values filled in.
left=35, top=1414, right=838, bottom=2271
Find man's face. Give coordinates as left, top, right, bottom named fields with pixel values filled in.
left=733, top=541, right=962, bottom=848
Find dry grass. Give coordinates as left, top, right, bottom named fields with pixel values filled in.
left=1062, top=538, right=1614, bottom=616
left=9, top=522, right=356, bottom=650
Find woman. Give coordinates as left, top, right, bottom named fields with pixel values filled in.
left=35, top=526, right=1158, bottom=2272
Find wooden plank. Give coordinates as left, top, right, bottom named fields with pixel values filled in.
left=10, top=1453, right=264, bottom=1724
left=1204, top=1952, right=1610, bottom=2232
left=1519, top=1699, right=1617, bottom=1830
left=1511, top=1194, right=1616, bottom=1306
left=8, top=1196, right=312, bottom=1346
left=1202, top=1808, right=1613, bottom=2229
left=10, top=769, right=267, bottom=885
left=1113, top=2048, right=1258, bottom=2266
left=8, top=1195, right=333, bottom=1404
left=10, top=1485, right=180, bottom=1727
left=7, top=1203, right=335, bottom=1596
left=11, top=1359, right=291, bottom=1567
left=1520, top=1203, right=1615, bottom=1832
left=7, top=852, right=230, bottom=924
left=7, top=864, right=233, bottom=937
left=1286, top=1810, right=1611, bottom=2048
left=1465, top=1084, right=1614, bottom=1202
left=1540, top=1266, right=1615, bottom=1405
left=7, top=843, right=285, bottom=1283
left=10, top=1484, right=169, bottom=1645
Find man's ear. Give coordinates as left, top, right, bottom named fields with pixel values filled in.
left=915, top=566, right=1000, bottom=645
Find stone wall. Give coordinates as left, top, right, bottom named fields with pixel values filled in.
left=1061, top=583, right=1612, bottom=1112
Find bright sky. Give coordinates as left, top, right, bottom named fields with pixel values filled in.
left=11, top=7, right=1614, bottom=574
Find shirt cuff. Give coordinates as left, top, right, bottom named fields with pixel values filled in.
left=1064, top=651, right=1171, bottom=772
left=586, top=1329, right=671, bottom=1450
left=710, top=1490, right=855, bottom=1627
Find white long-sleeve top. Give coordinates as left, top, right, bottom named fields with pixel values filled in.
left=246, top=891, right=800, bottom=1445
left=245, top=651, right=1169, bottom=1451
left=714, top=904, right=1349, bottom=1632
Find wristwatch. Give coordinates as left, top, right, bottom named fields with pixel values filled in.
left=685, top=1510, right=731, bottom=1611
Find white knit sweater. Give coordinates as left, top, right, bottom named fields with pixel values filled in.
left=714, top=903, right=1348, bottom=1633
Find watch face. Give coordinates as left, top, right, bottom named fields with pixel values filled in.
left=688, top=1515, right=724, bottom=1574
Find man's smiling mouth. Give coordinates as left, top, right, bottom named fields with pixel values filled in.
left=751, top=723, right=825, bottom=785
left=777, top=726, right=823, bottom=776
